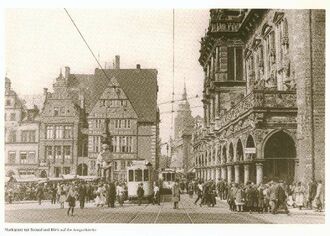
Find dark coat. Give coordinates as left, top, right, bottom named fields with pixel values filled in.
left=78, top=185, right=86, bottom=201
left=137, top=186, right=144, bottom=198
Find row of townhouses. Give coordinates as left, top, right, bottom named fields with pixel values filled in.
left=5, top=56, right=159, bottom=180
left=192, top=9, right=325, bottom=185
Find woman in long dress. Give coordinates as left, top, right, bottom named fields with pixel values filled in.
left=294, top=182, right=305, bottom=210
left=314, top=180, right=323, bottom=212
left=95, top=184, right=106, bottom=207
left=59, top=185, right=66, bottom=209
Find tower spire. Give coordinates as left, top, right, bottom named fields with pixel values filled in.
left=182, top=77, right=187, bottom=100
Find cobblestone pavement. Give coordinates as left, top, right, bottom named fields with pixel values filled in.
left=5, top=195, right=324, bottom=224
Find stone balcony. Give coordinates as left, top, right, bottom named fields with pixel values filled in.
left=216, top=90, right=297, bottom=131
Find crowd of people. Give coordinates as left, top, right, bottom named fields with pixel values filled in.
left=5, top=177, right=324, bottom=216
left=189, top=178, right=324, bottom=214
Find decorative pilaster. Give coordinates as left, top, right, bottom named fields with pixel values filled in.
left=256, top=163, right=263, bottom=185
left=244, top=164, right=250, bottom=184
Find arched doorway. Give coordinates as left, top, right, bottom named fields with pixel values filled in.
left=264, top=131, right=296, bottom=183
left=77, top=163, right=88, bottom=176
left=40, top=170, right=47, bottom=178
left=246, top=135, right=256, bottom=182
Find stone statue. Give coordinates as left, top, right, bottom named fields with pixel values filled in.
left=96, top=143, right=112, bottom=181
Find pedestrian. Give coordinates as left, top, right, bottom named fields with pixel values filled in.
left=314, top=180, right=323, bottom=212
left=66, top=185, right=77, bottom=216
left=137, top=183, right=144, bottom=206
left=194, top=181, right=203, bottom=206
left=59, top=185, right=66, bottom=209
left=116, top=183, right=125, bottom=207
left=209, top=181, right=217, bottom=207
left=153, top=184, right=160, bottom=205
left=36, top=184, right=44, bottom=205
left=227, top=183, right=236, bottom=211
left=294, top=182, right=305, bottom=210
left=257, top=184, right=265, bottom=213
left=245, top=182, right=257, bottom=214
left=188, top=181, right=194, bottom=198
left=78, top=182, right=86, bottom=209
left=268, top=180, right=278, bottom=214
left=51, top=184, right=57, bottom=204
left=107, top=181, right=116, bottom=208
left=277, top=181, right=289, bottom=214
left=307, top=180, right=317, bottom=209
left=172, top=180, right=181, bottom=209
left=234, top=184, right=244, bottom=212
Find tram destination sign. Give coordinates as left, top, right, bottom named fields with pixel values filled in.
left=245, top=147, right=256, bottom=154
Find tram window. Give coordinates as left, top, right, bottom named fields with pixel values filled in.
left=166, top=173, right=171, bottom=181
left=143, top=169, right=149, bottom=181
left=162, top=173, right=166, bottom=180
left=172, top=173, right=176, bottom=181
left=135, top=169, right=142, bottom=182
left=128, top=170, right=134, bottom=182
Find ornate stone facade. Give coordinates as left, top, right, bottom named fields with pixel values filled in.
left=193, top=9, right=325, bottom=185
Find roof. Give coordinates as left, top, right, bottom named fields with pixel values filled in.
left=68, top=68, right=158, bottom=123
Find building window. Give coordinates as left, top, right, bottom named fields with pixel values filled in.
left=54, top=167, right=61, bottom=177
left=63, top=167, right=71, bottom=175
left=6, top=99, right=11, bottom=106
left=8, top=152, right=16, bottom=164
left=90, top=160, right=96, bottom=170
left=28, top=152, right=36, bottom=164
left=95, top=119, right=102, bottom=128
left=120, top=160, right=126, bottom=170
left=20, top=152, right=27, bottom=164
left=46, top=146, right=53, bottom=160
left=63, top=146, right=71, bottom=160
left=21, top=130, right=36, bottom=142
left=64, top=126, right=72, bottom=139
left=46, top=126, right=54, bottom=139
left=114, top=161, right=118, bottom=170
left=10, top=113, right=16, bottom=121
left=8, top=130, right=16, bottom=143
left=55, top=126, right=63, bottom=139
left=227, top=47, right=243, bottom=81
left=55, top=146, right=62, bottom=160
left=92, top=136, right=101, bottom=153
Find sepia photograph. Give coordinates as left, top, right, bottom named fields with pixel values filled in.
left=2, top=3, right=326, bottom=227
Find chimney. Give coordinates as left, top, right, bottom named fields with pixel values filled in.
left=115, top=55, right=120, bottom=69
left=136, top=64, right=141, bottom=69
left=65, top=66, right=70, bottom=79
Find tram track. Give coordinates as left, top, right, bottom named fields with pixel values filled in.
left=180, top=197, right=194, bottom=224
left=128, top=203, right=150, bottom=223
left=153, top=203, right=164, bottom=223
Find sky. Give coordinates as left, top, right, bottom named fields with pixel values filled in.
left=5, top=9, right=210, bottom=145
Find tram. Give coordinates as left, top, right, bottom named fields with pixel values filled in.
left=126, top=160, right=154, bottom=199
left=158, top=169, right=184, bottom=193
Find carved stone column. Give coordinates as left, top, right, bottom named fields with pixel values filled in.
left=227, top=165, right=232, bottom=183
left=221, top=166, right=227, bottom=180
left=244, top=164, right=250, bottom=184
left=256, top=163, right=263, bottom=185
left=234, top=165, right=240, bottom=184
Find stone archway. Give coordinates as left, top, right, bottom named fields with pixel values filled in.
left=77, top=163, right=88, bottom=176
left=236, top=139, right=244, bottom=183
left=263, top=130, right=296, bottom=183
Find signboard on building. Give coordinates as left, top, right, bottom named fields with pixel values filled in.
left=245, top=147, right=256, bottom=154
